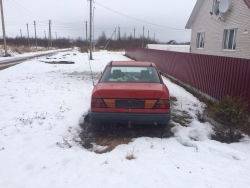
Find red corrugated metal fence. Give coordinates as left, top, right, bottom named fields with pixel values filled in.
left=125, top=48, right=250, bottom=114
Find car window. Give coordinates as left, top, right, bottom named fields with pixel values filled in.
left=100, top=66, right=161, bottom=83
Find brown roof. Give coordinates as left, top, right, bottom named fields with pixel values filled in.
left=244, top=0, right=250, bottom=9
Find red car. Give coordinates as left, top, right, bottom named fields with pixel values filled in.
left=90, top=61, right=171, bottom=125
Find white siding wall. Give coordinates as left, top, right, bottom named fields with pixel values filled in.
left=190, top=0, right=250, bottom=59
left=146, top=44, right=190, bottom=53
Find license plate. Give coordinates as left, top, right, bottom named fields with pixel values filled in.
left=115, top=100, right=145, bottom=108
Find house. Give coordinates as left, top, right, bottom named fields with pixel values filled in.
left=186, top=0, right=250, bottom=59
left=166, top=40, right=178, bottom=45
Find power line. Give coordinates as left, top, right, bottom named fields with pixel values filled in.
left=93, top=1, right=187, bottom=31
left=6, top=0, right=68, bottom=24
left=11, top=0, right=49, bottom=21
left=5, top=1, right=46, bottom=22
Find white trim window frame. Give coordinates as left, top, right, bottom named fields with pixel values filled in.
left=223, top=28, right=237, bottom=50
left=196, top=32, right=205, bottom=49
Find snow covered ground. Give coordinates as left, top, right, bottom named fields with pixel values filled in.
left=0, top=48, right=71, bottom=63
left=0, top=50, right=250, bottom=188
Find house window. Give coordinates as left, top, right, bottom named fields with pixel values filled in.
left=223, top=29, right=237, bottom=50
left=196, top=32, right=205, bottom=49
left=212, top=0, right=220, bottom=15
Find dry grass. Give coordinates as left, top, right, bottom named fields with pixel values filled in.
left=79, top=122, right=173, bottom=153
left=170, top=95, right=193, bottom=126
left=126, top=147, right=136, bottom=160
left=171, top=110, right=192, bottom=126
left=0, top=45, right=58, bottom=55
left=79, top=113, right=173, bottom=154
left=79, top=46, right=88, bottom=53
left=93, top=137, right=132, bottom=154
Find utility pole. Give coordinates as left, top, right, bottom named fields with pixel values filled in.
left=55, top=32, right=57, bottom=40
left=154, top=33, right=155, bottom=41
left=118, top=25, right=120, bottom=40
left=134, top=28, right=135, bottom=39
left=86, top=21, right=88, bottom=49
left=148, top=30, right=149, bottom=41
left=27, top=24, right=30, bottom=47
left=89, top=0, right=93, bottom=60
left=104, top=29, right=116, bottom=50
left=93, top=6, right=96, bottom=52
left=142, top=26, right=144, bottom=48
left=44, top=31, right=47, bottom=48
left=34, top=21, right=37, bottom=50
left=116, top=25, right=119, bottom=40
left=86, top=21, right=87, bottom=41
left=20, top=29, right=22, bottom=38
left=49, top=20, right=52, bottom=49
left=0, top=0, right=8, bottom=56
left=93, top=6, right=95, bottom=43
left=114, top=28, right=116, bottom=48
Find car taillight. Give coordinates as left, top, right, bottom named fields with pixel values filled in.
left=153, top=99, right=170, bottom=109
left=91, top=98, right=107, bottom=108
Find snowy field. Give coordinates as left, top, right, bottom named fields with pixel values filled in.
left=0, top=50, right=250, bottom=188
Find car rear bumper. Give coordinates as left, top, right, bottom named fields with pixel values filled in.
left=90, top=112, right=171, bottom=125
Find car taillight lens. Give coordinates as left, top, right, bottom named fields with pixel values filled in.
left=91, top=98, right=107, bottom=108
left=153, top=99, right=170, bottom=109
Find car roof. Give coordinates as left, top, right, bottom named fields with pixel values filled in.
left=107, top=61, right=156, bottom=67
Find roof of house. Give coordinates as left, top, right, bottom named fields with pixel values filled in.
left=185, top=0, right=204, bottom=29
left=166, top=40, right=178, bottom=45
left=244, top=0, right=250, bottom=9
left=185, top=0, right=250, bottom=29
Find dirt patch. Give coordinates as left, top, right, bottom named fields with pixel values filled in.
left=79, top=112, right=174, bottom=153
left=42, top=60, right=75, bottom=64
left=78, top=95, right=196, bottom=153
left=0, top=63, right=20, bottom=71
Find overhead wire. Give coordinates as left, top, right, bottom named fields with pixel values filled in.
left=3, top=0, right=190, bottom=41
left=93, top=1, right=187, bottom=31
left=11, top=0, right=49, bottom=21
left=5, top=1, right=48, bottom=23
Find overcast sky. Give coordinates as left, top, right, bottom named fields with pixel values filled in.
left=1, top=0, right=197, bottom=43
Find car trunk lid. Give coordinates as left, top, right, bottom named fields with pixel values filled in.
left=96, top=83, right=164, bottom=99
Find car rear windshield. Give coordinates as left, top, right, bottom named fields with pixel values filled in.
left=100, top=66, right=161, bottom=83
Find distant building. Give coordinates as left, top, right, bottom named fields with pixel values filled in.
left=146, top=44, right=190, bottom=53
left=166, top=40, right=178, bottom=45
left=186, top=0, right=250, bottom=59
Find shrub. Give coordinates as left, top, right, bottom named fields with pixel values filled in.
left=79, top=46, right=88, bottom=53
left=213, top=95, right=249, bottom=142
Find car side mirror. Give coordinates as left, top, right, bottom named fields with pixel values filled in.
left=159, top=70, right=162, bottom=75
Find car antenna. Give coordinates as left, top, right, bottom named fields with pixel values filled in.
left=86, top=51, right=95, bottom=87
